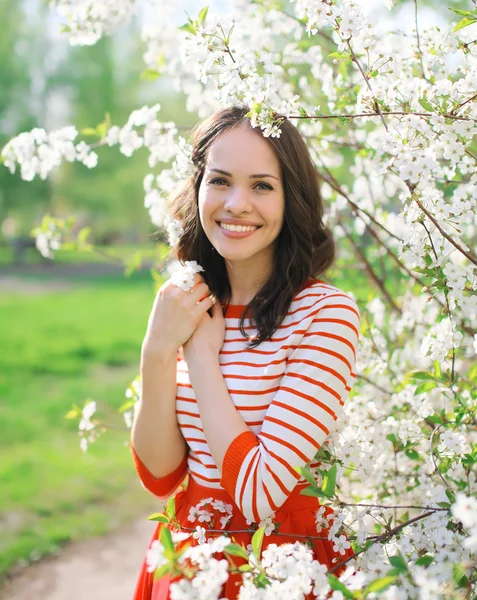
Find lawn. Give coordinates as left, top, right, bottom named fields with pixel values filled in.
left=0, top=268, right=160, bottom=580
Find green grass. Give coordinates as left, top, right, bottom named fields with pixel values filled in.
left=0, top=269, right=160, bottom=580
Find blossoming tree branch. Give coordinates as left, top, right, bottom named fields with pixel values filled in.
left=2, top=0, right=477, bottom=598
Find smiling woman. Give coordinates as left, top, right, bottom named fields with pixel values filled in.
left=130, top=106, right=360, bottom=600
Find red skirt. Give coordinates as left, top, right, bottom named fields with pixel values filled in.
left=133, top=477, right=355, bottom=600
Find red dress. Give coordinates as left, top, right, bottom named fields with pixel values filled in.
left=131, top=448, right=355, bottom=600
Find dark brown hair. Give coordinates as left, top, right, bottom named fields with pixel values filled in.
left=166, top=106, right=335, bottom=347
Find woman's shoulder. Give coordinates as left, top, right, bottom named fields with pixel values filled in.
left=291, top=278, right=360, bottom=316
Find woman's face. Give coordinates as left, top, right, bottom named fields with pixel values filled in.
left=198, top=123, right=285, bottom=270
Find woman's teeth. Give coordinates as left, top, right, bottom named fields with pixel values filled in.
left=219, top=222, right=258, bottom=232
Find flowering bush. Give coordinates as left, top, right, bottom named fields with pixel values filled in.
left=2, top=0, right=477, bottom=598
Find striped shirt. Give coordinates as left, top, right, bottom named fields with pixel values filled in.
left=132, top=278, right=360, bottom=522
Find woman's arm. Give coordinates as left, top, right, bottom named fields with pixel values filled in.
left=130, top=349, right=188, bottom=497
left=187, top=294, right=360, bottom=522
left=130, top=275, right=215, bottom=498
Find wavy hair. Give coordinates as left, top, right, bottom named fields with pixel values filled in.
left=165, top=106, right=336, bottom=347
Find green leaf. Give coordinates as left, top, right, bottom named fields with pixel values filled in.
left=328, top=574, right=355, bottom=599
left=198, top=6, right=209, bottom=25
left=468, top=363, right=477, bottom=383
left=148, top=513, right=170, bottom=523
left=166, top=496, right=176, bottom=520
left=409, top=371, right=433, bottom=380
left=418, top=97, right=433, bottom=112
left=328, top=51, right=349, bottom=59
left=179, top=22, right=197, bottom=35
left=433, top=360, right=442, bottom=379
left=414, top=381, right=439, bottom=395
left=445, top=487, right=456, bottom=504
left=454, top=17, right=476, bottom=32
left=96, top=113, right=111, bottom=138
left=238, top=564, right=254, bottom=572
left=252, top=527, right=265, bottom=559
left=294, top=464, right=317, bottom=487
left=64, top=408, right=80, bottom=420
left=153, top=563, right=172, bottom=580
left=322, top=463, right=337, bottom=497
left=405, top=449, right=420, bottom=461
left=80, top=127, right=99, bottom=136
left=416, top=555, right=434, bottom=567
left=299, top=486, right=331, bottom=499
left=159, top=527, right=175, bottom=560
left=364, top=575, right=397, bottom=594
left=77, top=227, right=91, bottom=245
left=388, top=553, right=407, bottom=572
left=449, top=9, right=475, bottom=17
left=119, top=399, right=135, bottom=413
left=141, top=68, right=160, bottom=81
left=224, top=543, right=249, bottom=559
left=453, top=563, right=468, bottom=586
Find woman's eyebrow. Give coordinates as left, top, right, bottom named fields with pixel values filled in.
left=209, top=167, right=279, bottom=181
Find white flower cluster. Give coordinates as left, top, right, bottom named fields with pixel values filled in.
left=420, top=317, right=463, bottom=363
left=169, top=261, right=205, bottom=292
left=451, top=493, right=477, bottom=552
left=188, top=497, right=234, bottom=530
left=239, top=542, right=355, bottom=600
left=1, top=126, right=97, bottom=181
left=170, top=536, right=231, bottom=600
left=33, top=221, right=62, bottom=259
left=245, top=515, right=276, bottom=536
left=50, top=0, right=139, bottom=45
left=79, top=400, right=97, bottom=452
left=164, top=216, right=184, bottom=248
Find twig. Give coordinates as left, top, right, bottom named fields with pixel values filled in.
left=339, top=219, right=402, bottom=314
left=287, top=111, right=475, bottom=122
left=430, top=424, right=453, bottom=492
left=337, top=501, right=447, bottom=511
left=450, top=92, right=477, bottom=116
left=357, top=374, right=392, bottom=396
left=413, top=0, right=426, bottom=79
left=408, top=187, right=477, bottom=266
left=328, top=509, right=436, bottom=573
left=343, top=38, right=388, bottom=131
left=315, top=165, right=403, bottom=243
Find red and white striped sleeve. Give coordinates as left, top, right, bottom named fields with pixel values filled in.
left=219, top=293, right=360, bottom=522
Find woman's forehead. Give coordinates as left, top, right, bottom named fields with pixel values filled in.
left=205, top=126, right=280, bottom=175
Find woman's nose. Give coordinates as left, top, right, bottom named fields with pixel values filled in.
left=223, top=187, right=252, bottom=214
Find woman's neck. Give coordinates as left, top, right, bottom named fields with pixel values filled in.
left=225, top=256, right=272, bottom=305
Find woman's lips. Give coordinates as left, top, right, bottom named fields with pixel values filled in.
left=217, top=221, right=260, bottom=238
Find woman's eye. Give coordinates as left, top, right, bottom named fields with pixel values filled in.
left=255, top=182, right=273, bottom=191
left=208, top=178, right=273, bottom=191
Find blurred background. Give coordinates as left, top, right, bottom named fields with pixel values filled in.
left=0, top=0, right=470, bottom=596
left=0, top=0, right=202, bottom=589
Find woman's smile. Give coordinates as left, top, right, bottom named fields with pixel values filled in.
left=217, top=220, right=262, bottom=238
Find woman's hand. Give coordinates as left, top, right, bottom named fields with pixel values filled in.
left=183, top=299, right=226, bottom=366
left=141, top=274, right=214, bottom=363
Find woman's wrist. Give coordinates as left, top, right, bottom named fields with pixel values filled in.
left=187, top=350, right=220, bottom=378
left=141, top=342, right=178, bottom=368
